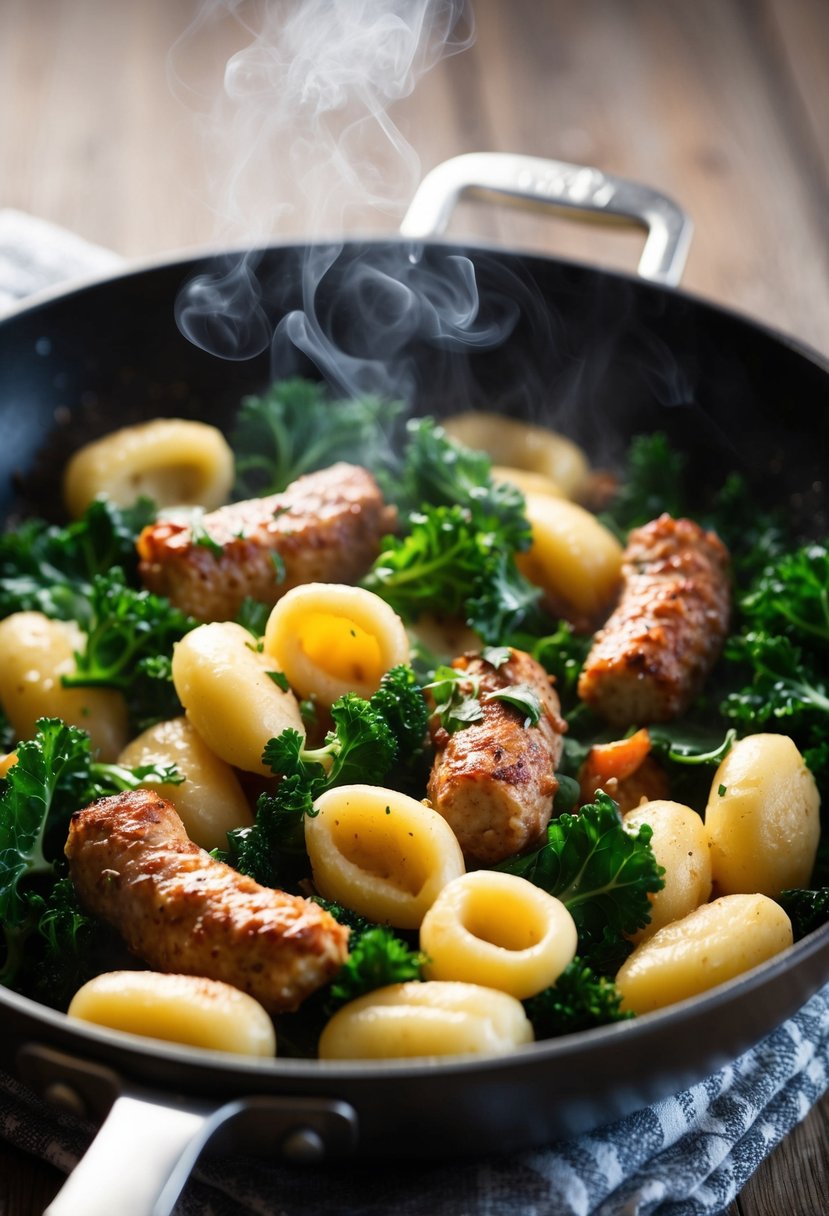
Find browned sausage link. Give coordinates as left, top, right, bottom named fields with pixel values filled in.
left=137, top=462, right=397, bottom=622
left=427, top=648, right=566, bottom=866
left=65, top=789, right=349, bottom=1014
left=577, top=514, right=731, bottom=727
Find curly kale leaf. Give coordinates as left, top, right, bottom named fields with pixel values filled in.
left=364, top=418, right=547, bottom=642
left=63, top=569, right=195, bottom=693
left=364, top=504, right=544, bottom=642
left=720, top=633, right=829, bottom=786
left=704, top=471, right=789, bottom=582
left=496, top=792, right=664, bottom=960
left=329, top=926, right=425, bottom=1006
left=364, top=504, right=491, bottom=621
left=394, top=417, right=531, bottom=552
left=264, top=694, right=397, bottom=791
left=222, top=667, right=428, bottom=888
left=738, top=542, right=829, bottom=648
left=602, top=432, right=687, bottom=535
left=61, top=568, right=195, bottom=728
left=0, top=497, right=155, bottom=623
left=523, top=957, right=633, bottom=1039
left=777, top=887, right=829, bottom=941
left=231, top=378, right=403, bottom=497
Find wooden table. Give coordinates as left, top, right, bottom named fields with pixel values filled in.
left=0, top=1, right=828, bottom=1212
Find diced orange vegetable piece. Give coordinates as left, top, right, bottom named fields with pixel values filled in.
left=579, top=728, right=652, bottom=804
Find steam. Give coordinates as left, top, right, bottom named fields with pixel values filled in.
left=169, top=0, right=473, bottom=240
left=171, top=0, right=526, bottom=399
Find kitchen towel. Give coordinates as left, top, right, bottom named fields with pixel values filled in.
left=1, top=210, right=828, bottom=1216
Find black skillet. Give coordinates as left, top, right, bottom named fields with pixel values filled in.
left=0, top=155, right=827, bottom=1216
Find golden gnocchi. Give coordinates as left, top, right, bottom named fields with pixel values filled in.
left=63, top=418, right=235, bottom=516
left=171, top=620, right=304, bottom=775
left=68, top=970, right=276, bottom=1056
left=420, top=871, right=577, bottom=999
left=441, top=411, right=590, bottom=499
left=0, top=611, right=129, bottom=761
left=118, top=717, right=253, bottom=851
left=705, top=734, right=821, bottom=897
left=264, top=583, right=409, bottom=706
left=318, top=980, right=533, bottom=1060
left=515, top=493, right=623, bottom=625
left=623, top=800, right=712, bottom=942
left=306, top=783, right=465, bottom=929
left=615, top=893, right=793, bottom=1014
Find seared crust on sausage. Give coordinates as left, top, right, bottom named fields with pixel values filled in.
left=137, top=462, right=397, bottom=622
left=427, top=649, right=566, bottom=865
left=65, top=789, right=349, bottom=1013
left=577, top=514, right=731, bottom=727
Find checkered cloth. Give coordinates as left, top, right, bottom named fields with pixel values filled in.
left=1, top=210, right=828, bottom=1215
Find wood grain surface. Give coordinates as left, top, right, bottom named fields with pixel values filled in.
left=0, top=1, right=828, bottom=1214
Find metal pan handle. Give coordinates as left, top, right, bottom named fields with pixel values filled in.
left=400, top=152, right=693, bottom=286
left=22, top=1041, right=359, bottom=1216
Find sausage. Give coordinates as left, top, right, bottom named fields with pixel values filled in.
left=577, top=514, right=731, bottom=727
left=426, top=648, right=566, bottom=865
left=65, top=789, right=349, bottom=1014
left=137, top=462, right=397, bottom=622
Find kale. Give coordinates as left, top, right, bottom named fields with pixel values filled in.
left=313, top=899, right=426, bottom=1011
left=738, top=542, right=829, bottom=647
left=0, top=497, right=155, bottom=623
left=521, top=621, right=593, bottom=711
left=496, top=792, right=664, bottom=963
left=601, top=432, right=687, bottom=535
left=523, top=957, right=633, bottom=1039
left=231, top=378, right=403, bottom=498
left=393, top=417, right=532, bottom=553
left=648, top=724, right=737, bottom=768
left=63, top=569, right=195, bottom=693
left=363, top=417, right=549, bottom=644
left=424, top=662, right=542, bottom=735
left=263, top=695, right=397, bottom=792
left=777, top=887, right=829, bottom=941
left=364, top=505, right=545, bottom=644
left=365, top=503, right=493, bottom=620
left=220, top=665, right=429, bottom=888
left=328, top=926, right=425, bottom=1006
left=720, top=633, right=829, bottom=788
left=0, top=718, right=181, bottom=989
left=703, top=472, right=788, bottom=582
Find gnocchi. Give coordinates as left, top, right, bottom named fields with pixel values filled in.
left=118, top=717, right=253, bottom=851
left=264, top=583, right=409, bottom=706
left=516, top=493, right=623, bottom=625
left=63, top=418, right=235, bottom=516
left=171, top=620, right=304, bottom=775
left=491, top=465, right=565, bottom=500
left=441, top=411, right=590, bottom=499
left=615, top=893, right=794, bottom=1014
left=420, top=871, right=577, bottom=999
left=705, top=734, right=821, bottom=897
left=68, top=970, right=276, bottom=1056
left=623, top=800, right=712, bottom=942
left=318, top=980, right=533, bottom=1060
left=0, top=611, right=129, bottom=761
left=306, top=784, right=465, bottom=929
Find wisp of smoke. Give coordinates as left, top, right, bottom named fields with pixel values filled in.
left=170, top=0, right=530, bottom=399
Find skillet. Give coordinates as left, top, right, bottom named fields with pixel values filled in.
left=0, top=154, right=828, bottom=1216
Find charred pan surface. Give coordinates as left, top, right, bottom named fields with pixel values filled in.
left=427, top=649, right=566, bottom=865
left=65, top=789, right=349, bottom=1014
left=136, top=462, right=397, bottom=622
left=577, top=514, right=731, bottom=727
